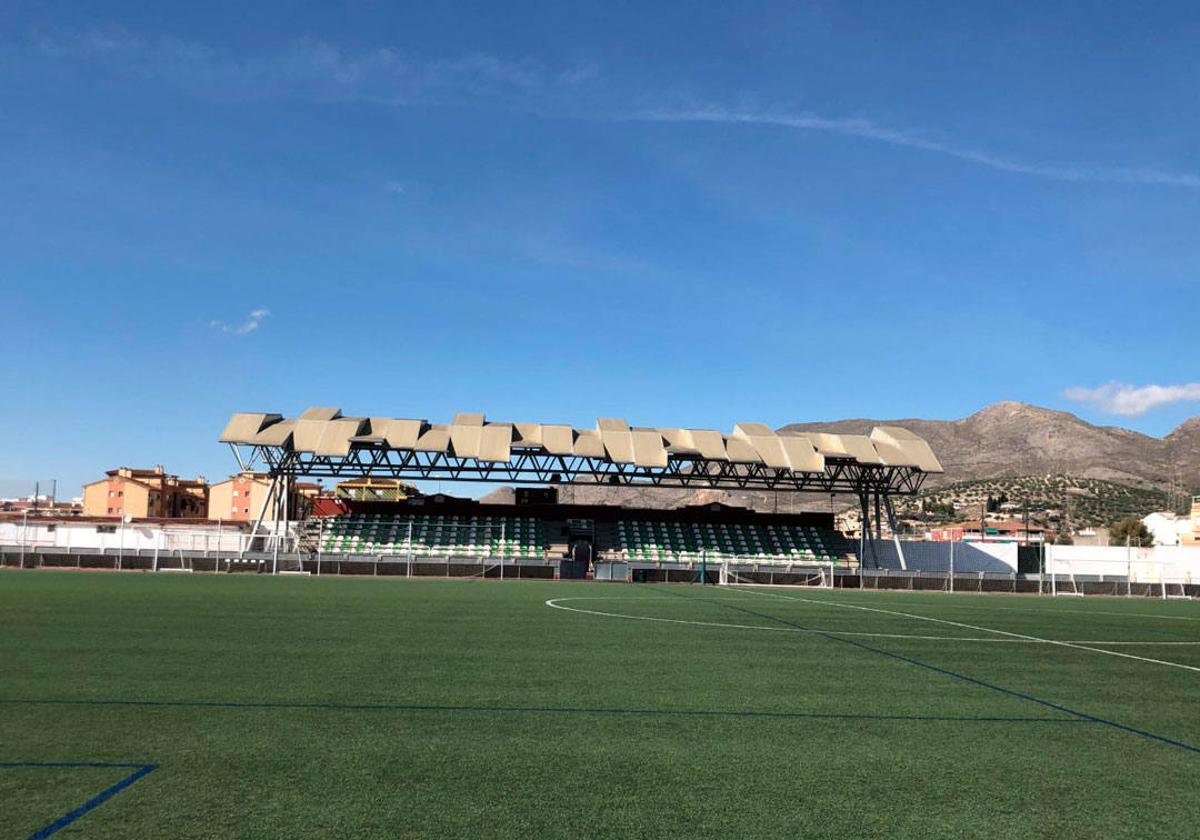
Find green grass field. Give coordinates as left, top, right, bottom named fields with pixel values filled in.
left=2, top=570, right=1198, bottom=838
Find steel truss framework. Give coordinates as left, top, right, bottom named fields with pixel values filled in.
left=231, top=443, right=931, bottom=496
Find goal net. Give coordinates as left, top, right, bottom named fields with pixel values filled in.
left=719, top=560, right=836, bottom=590
left=1047, top=553, right=1195, bottom=599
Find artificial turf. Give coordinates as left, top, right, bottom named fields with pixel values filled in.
left=1, top=570, right=1198, bottom=838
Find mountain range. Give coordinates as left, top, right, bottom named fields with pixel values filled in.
left=780, top=401, right=1200, bottom=491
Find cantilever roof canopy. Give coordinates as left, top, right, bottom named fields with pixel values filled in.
left=220, top=408, right=942, bottom=494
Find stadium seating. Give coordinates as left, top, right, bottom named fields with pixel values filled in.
left=614, top=520, right=851, bottom=565
left=314, top=514, right=546, bottom=560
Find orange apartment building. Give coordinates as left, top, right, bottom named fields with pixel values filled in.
left=81, top=466, right=209, bottom=519
left=207, top=473, right=322, bottom=522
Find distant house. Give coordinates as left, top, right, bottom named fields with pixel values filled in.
left=82, top=466, right=208, bottom=519
left=1184, top=496, right=1200, bottom=546
left=929, top=519, right=1045, bottom=544
left=1142, top=512, right=1192, bottom=546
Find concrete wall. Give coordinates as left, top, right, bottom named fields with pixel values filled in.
left=0, top=519, right=251, bottom=553
left=1046, top=544, right=1200, bottom=583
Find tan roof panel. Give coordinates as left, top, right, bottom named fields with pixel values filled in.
left=449, top=424, right=483, bottom=458
left=371, top=418, right=425, bottom=450
left=219, top=412, right=283, bottom=444
left=689, top=430, right=728, bottom=460
left=293, top=418, right=329, bottom=453
left=733, top=422, right=774, bottom=438
left=871, top=427, right=944, bottom=473
left=724, top=436, right=762, bottom=464
left=630, top=429, right=668, bottom=468
left=574, top=429, right=606, bottom=458
left=513, top=423, right=543, bottom=446
left=226, top=410, right=941, bottom=474
left=796, top=432, right=852, bottom=458
left=600, top=429, right=635, bottom=463
left=300, top=407, right=342, bottom=421
left=252, top=419, right=295, bottom=447
left=868, top=438, right=916, bottom=467
left=349, top=434, right=387, bottom=446
left=732, top=424, right=790, bottom=467
left=862, top=430, right=924, bottom=468
left=750, top=435, right=791, bottom=468
left=315, top=418, right=367, bottom=457
left=478, top=424, right=514, bottom=463
left=415, top=424, right=451, bottom=453
left=779, top=435, right=824, bottom=473
left=838, top=435, right=885, bottom=465
left=659, top=428, right=700, bottom=455
left=541, top=425, right=575, bottom=455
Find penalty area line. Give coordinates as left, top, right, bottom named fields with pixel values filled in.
left=544, top=598, right=1200, bottom=647
left=726, top=588, right=1200, bottom=674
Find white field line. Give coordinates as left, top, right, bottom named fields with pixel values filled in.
left=727, top=588, right=1200, bottom=674
left=544, top=598, right=1200, bottom=647
left=929, top=603, right=1200, bottom=623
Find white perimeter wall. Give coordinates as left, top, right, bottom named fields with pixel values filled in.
left=1046, top=544, right=1200, bottom=583
left=0, top=520, right=259, bottom=553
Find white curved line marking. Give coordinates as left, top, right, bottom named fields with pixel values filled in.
left=905, top=601, right=1200, bottom=623
left=729, top=588, right=1200, bottom=673
left=543, top=598, right=1200, bottom=647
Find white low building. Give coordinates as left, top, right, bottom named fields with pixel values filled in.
left=1142, top=512, right=1192, bottom=547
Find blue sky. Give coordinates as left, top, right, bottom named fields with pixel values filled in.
left=1, top=1, right=1198, bottom=496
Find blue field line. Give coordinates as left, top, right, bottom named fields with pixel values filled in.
left=692, top=589, right=1200, bottom=756
left=0, top=761, right=157, bottom=839
left=0, top=696, right=1087, bottom=724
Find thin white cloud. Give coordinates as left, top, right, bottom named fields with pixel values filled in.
left=1064, top=382, right=1200, bottom=416
left=28, top=28, right=593, bottom=108
left=211, top=307, right=270, bottom=336
left=631, top=107, right=1200, bottom=189
left=25, top=30, right=1199, bottom=189
left=384, top=180, right=406, bottom=195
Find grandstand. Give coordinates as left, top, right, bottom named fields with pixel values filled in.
left=301, top=497, right=852, bottom=572
left=315, top=512, right=546, bottom=561
left=220, top=407, right=942, bottom=580
left=613, top=520, right=848, bottom=564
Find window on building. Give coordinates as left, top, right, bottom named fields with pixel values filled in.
left=96, top=525, right=116, bottom=534
left=108, top=490, right=114, bottom=497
